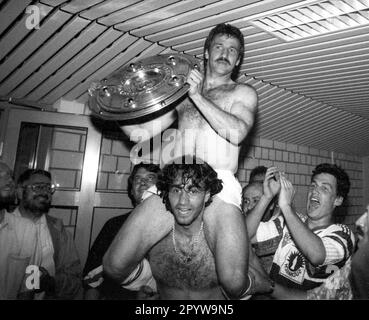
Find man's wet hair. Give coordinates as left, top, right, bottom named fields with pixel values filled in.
left=157, top=156, right=223, bottom=211
left=312, top=163, right=350, bottom=200
left=17, top=169, right=51, bottom=186
left=204, top=23, right=244, bottom=80
left=249, top=166, right=267, bottom=183
left=128, top=162, right=161, bottom=205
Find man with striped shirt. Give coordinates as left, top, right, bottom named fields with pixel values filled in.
left=247, top=163, right=355, bottom=293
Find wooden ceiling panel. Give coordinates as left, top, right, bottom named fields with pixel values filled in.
left=98, top=0, right=181, bottom=26
left=242, top=38, right=369, bottom=66
left=114, top=0, right=222, bottom=33
left=126, top=0, right=266, bottom=37
left=60, top=0, right=105, bottom=13
left=252, top=53, right=369, bottom=78
left=260, top=94, right=307, bottom=119
left=0, top=9, right=71, bottom=83
left=242, top=49, right=369, bottom=81
left=287, top=81, right=369, bottom=94
left=0, top=0, right=368, bottom=155
left=65, top=42, right=167, bottom=101
left=146, top=18, right=250, bottom=43
left=275, top=73, right=369, bottom=89
left=0, top=16, right=91, bottom=96
left=284, top=117, right=369, bottom=148
left=248, top=59, right=369, bottom=81
left=40, top=35, right=145, bottom=103
left=9, top=22, right=107, bottom=98
left=128, top=0, right=309, bottom=37
left=25, top=27, right=124, bottom=100
left=78, top=0, right=141, bottom=20
left=40, top=0, right=69, bottom=6
left=265, top=107, right=358, bottom=139
left=0, top=3, right=53, bottom=61
left=0, top=0, right=32, bottom=35
left=260, top=101, right=328, bottom=131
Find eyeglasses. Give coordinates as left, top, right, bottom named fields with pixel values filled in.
left=133, top=175, right=157, bottom=184
left=24, top=183, right=56, bottom=194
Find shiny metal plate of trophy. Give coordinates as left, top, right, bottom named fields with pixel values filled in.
left=88, top=53, right=201, bottom=121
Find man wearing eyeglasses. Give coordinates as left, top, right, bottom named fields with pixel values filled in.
left=15, top=169, right=82, bottom=300
left=0, top=162, right=41, bottom=299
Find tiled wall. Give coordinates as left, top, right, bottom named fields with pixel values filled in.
left=97, top=128, right=160, bottom=192
left=96, top=131, right=364, bottom=229
left=236, top=137, right=364, bottom=229
left=67, top=99, right=365, bottom=228
left=92, top=130, right=136, bottom=249
left=97, top=130, right=133, bottom=192
left=46, top=123, right=365, bottom=234
left=363, top=156, right=369, bottom=208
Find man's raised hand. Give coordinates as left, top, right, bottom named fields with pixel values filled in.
left=187, top=69, right=204, bottom=97
left=278, top=173, right=295, bottom=211
left=263, top=167, right=281, bottom=200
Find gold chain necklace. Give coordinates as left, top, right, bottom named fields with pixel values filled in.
left=172, top=220, right=204, bottom=263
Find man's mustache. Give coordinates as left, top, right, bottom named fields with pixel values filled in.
left=216, top=57, right=230, bottom=64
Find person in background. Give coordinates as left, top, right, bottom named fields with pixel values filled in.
left=247, top=163, right=355, bottom=292
left=15, top=169, right=82, bottom=299
left=242, top=182, right=263, bottom=215
left=0, top=162, right=39, bottom=299
left=243, top=167, right=281, bottom=277
left=271, top=205, right=369, bottom=300
left=83, top=163, right=160, bottom=300
left=249, top=165, right=268, bottom=183
left=0, top=162, right=16, bottom=214
left=248, top=165, right=280, bottom=222
left=348, top=205, right=369, bottom=299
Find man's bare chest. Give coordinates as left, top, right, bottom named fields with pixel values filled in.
left=177, top=90, right=234, bottom=125
left=148, top=234, right=218, bottom=290
left=177, top=100, right=204, bottom=125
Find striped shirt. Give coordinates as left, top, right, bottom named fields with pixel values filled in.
left=256, top=214, right=355, bottom=290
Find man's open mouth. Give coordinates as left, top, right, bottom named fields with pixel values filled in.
left=177, top=208, right=191, bottom=215
left=309, top=195, right=320, bottom=209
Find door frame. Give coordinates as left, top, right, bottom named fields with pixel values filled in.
left=2, top=108, right=102, bottom=265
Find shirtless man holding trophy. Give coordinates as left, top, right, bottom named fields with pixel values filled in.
left=99, top=23, right=268, bottom=299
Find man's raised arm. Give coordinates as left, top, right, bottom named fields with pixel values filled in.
left=187, top=70, right=257, bottom=145
left=246, top=167, right=280, bottom=240
left=278, top=174, right=326, bottom=265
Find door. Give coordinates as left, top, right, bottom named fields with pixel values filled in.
left=2, top=108, right=102, bottom=265
left=2, top=108, right=140, bottom=269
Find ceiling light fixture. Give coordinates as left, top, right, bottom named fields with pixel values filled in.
left=251, top=0, right=369, bottom=41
